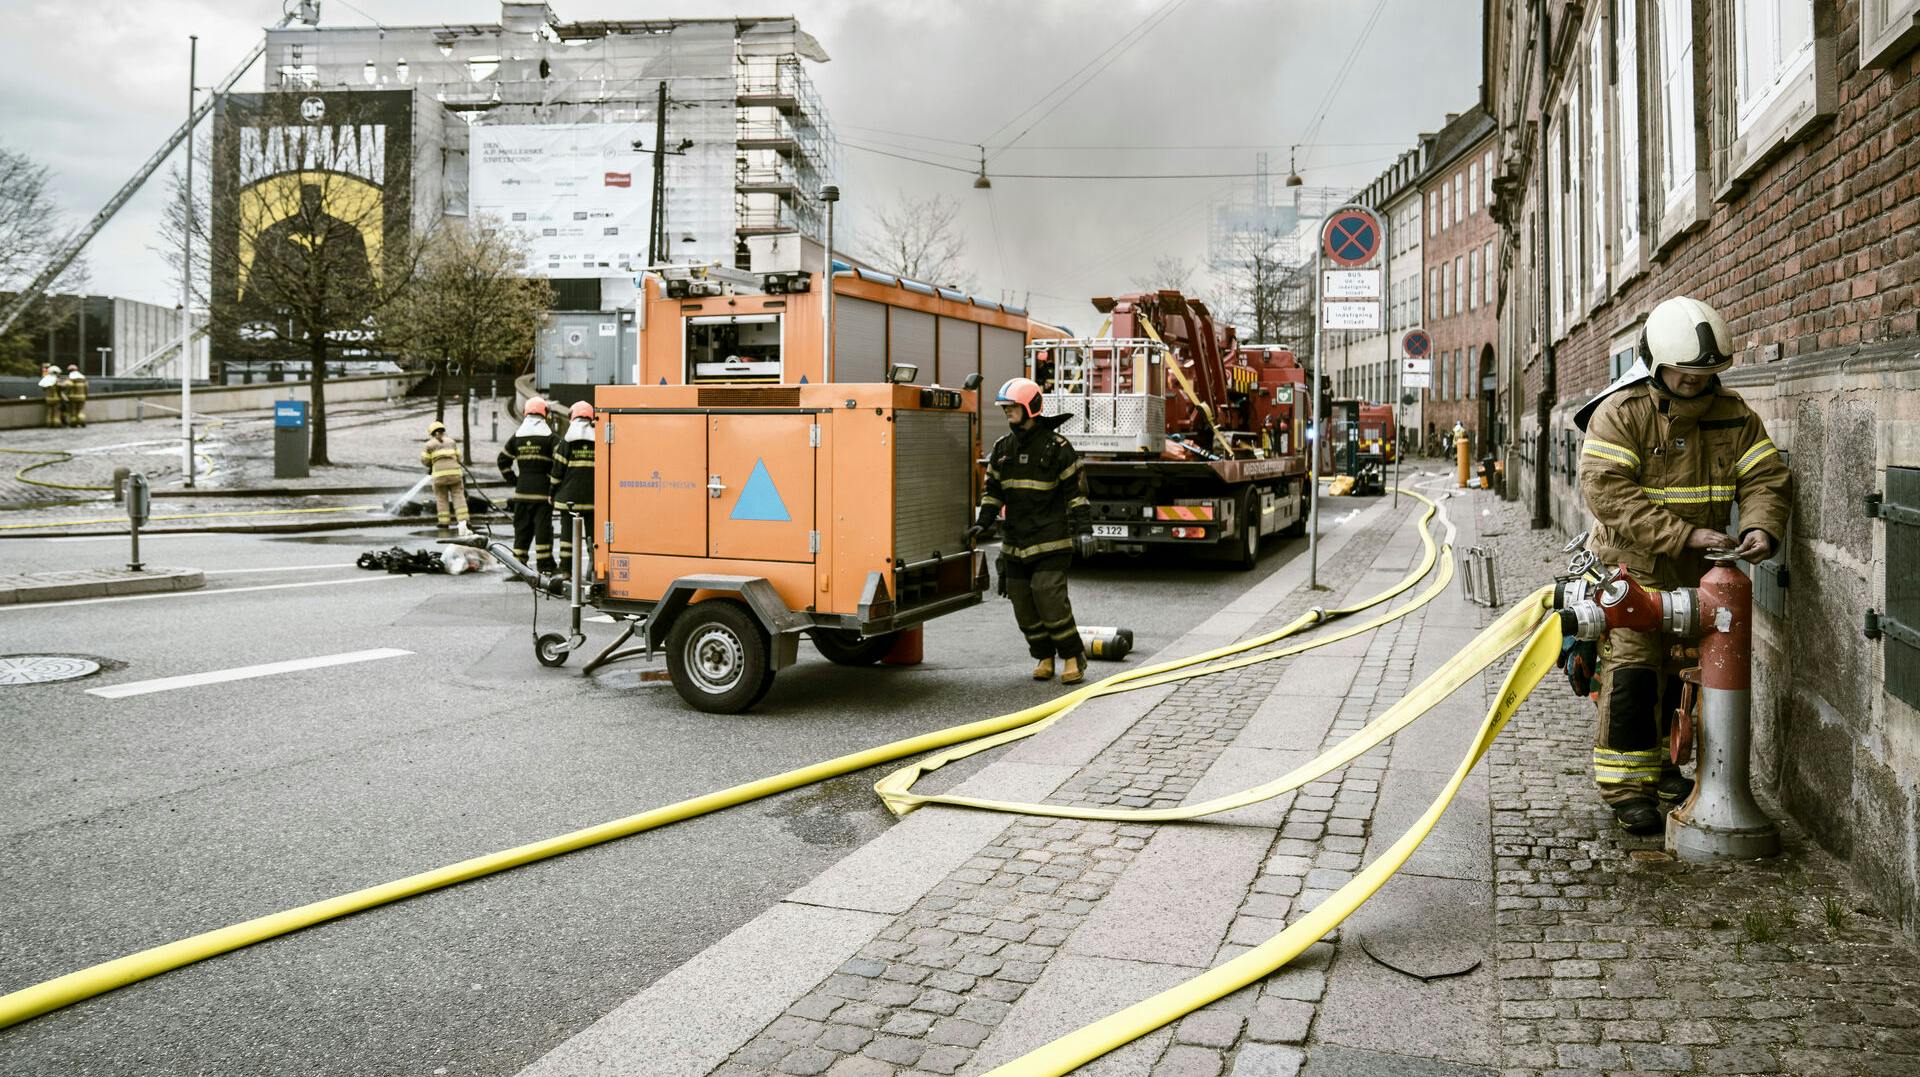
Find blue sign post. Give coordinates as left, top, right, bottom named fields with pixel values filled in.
left=273, top=400, right=310, bottom=479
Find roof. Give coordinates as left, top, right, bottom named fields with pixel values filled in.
left=1419, top=105, right=1497, bottom=181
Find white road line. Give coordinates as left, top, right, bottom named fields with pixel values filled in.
left=0, top=575, right=391, bottom=612
left=86, top=647, right=413, bottom=699
left=205, top=563, right=357, bottom=575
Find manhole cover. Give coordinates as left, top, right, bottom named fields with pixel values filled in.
left=0, top=655, right=103, bottom=685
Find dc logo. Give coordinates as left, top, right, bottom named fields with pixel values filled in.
left=300, top=96, right=326, bottom=122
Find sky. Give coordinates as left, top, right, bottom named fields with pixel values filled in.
left=0, top=0, right=1484, bottom=331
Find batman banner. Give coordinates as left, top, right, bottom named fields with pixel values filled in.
left=210, top=89, right=412, bottom=365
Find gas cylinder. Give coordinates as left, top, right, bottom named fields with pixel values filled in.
left=1079, top=626, right=1134, bottom=660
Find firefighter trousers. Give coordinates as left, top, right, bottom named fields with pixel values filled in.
left=510, top=498, right=554, bottom=570
left=1594, top=622, right=1689, bottom=806
left=432, top=478, right=469, bottom=527
left=1003, top=551, right=1084, bottom=661
left=556, top=507, right=594, bottom=572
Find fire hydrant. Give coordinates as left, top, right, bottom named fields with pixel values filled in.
left=1556, top=551, right=1780, bottom=861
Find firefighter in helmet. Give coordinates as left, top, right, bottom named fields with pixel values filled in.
left=1574, top=296, right=1791, bottom=834
left=550, top=400, right=597, bottom=575
left=64, top=365, right=88, bottom=427
left=970, top=378, right=1092, bottom=684
left=420, top=419, right=469, bottom=533
left=498, top=396, right=559, bottom=572
left=39, top=365, right=63, bottom=428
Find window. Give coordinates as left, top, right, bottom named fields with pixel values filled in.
left=1654, top=0, right=1697, bottom=213
left=1862, top=0, right=1920, bottom=68
left=1733, top=0, right=1813, bottom=133
left=1483, top=240, right=1495, bottom=307
left=1549, top=118, right=1565, bottom=335
left=1565, top=98, right=1583, bottom=318
left=1483, top=148, right=1494, bottom=204
left=1468, top=247, right=1479, bottom=311
left=687, top=313, right=784, bottom=380
left=1616, top=0, right=1643, bottom=260
left=1428, top=267, right=1440, bottom=319
left=1453, top=255, right=1464, bottom=315
left=1469, top=161, right=1480, bottom=215
left=1443, top=261, right=1453, bottom=319
left=1429, top=191, right=1440, bottom=235
left=1588, top=26, right=1609, bottom=296
left=1453, top=173, right=1464, bottom=223
left=1459, top=348, right=1470, bottom=399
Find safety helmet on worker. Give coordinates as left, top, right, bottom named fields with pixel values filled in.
left=524, top=396, right=549, bottom=417
left=66, top=365, right=79, bottom=373
left=569, top=401, right=594, bottom=421
left=427, top=420, right=447, bottom=436
left=996, top=377, right=1044, bottom=421
left=1639, top=296, right=1734, bottom=380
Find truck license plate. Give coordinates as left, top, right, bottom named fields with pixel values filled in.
left=1092, top=524, right=1128, bottom=538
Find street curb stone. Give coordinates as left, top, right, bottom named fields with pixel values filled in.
left=0, top=567, right=205, bottom=605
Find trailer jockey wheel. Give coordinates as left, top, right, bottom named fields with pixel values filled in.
left=667, top=600, right=776, bottom=713
left=535, top=633, right=570, bottom=668
left=810, top=628, right=900, bottom=667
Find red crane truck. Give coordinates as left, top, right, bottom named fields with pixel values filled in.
left=1026, top=290, right=1312, bottom=569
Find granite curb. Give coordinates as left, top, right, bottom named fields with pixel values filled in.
left=0, top=566, right=205, bottom=605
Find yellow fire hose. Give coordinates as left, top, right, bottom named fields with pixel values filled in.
left=0, top=504, right=388, bottom=531
left=0, top=447, right=114, bottom=493
left=0, top=487, right=1529, bottom=1059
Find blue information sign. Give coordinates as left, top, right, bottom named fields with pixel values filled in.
left=274, top=400, right=308, bottom=429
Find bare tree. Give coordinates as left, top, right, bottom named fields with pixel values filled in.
left=200, top=94, right=424, bottom=465
left=1129, top=254, right=1198, bottom=295
left=861, top=189, right=975, bottom=289
left=0, top=144, right=88, bottom=376
left=385, top=218, right=554, bottom=463
left=1212, top=228, right=1311, bottom=350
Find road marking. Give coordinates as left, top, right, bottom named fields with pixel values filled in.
left=205, top=563, right=358, bottom=575
left=86, top=647, right=413, bottom=699
left=0, top=575, right=391, bottom=612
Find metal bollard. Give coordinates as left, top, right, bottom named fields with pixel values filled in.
left=112, top=466, right=130, bottom=503
left=126, top=472, right=150, bottom=572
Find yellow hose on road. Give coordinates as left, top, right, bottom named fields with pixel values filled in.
left=980, top=598, right=1560, bottom=1077
left=0, top=447, right=114, bottom=493
left=0, top=504, right=386, bottom=531
left=0, top=489, right=1457, bottom=1033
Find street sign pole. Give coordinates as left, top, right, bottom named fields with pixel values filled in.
left=1308, top=237, right=1322, bottom=590
left=1381, top=210, right=1395, bottom=508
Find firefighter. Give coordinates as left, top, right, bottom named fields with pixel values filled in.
left=550, top=400, right=596, bottom=574
left=39, top=365, right=63, bottom=428
left=498, top=397, right=559, bottom=572
left=64, top=365, right=87, bottom=427
left=970, top=378, right=1091, bottom=684
left=1575, top=295, right=1790, bottom=835
left=420, top=420, right=469, bottom=532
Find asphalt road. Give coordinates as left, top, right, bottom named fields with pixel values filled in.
left=0, top=520, right=1325, bottom=1076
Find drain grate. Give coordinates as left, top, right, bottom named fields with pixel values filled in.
left=0, top=655, right=103, bottom=685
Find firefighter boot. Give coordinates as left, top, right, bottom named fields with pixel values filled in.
left=1657, top=770, right=1695, bottom=806
left=1611, top=798, right=1664, bottom=836
left=1032, top=658, right=1055, bottom=681
left=1059, top=655, right=1085, bottom=685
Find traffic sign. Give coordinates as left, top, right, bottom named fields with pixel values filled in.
left=1322, top=301, right=1381, bottom=331
left=1402, top=329, right=1431, bottom=359
left=1322, top=269, right=1381, bottom=298
left=1402, top=372, right=1431, bottom=388
left=1400, top=357, right=1431, bottom=375
left=1322, top=208, right=1382, bottom=267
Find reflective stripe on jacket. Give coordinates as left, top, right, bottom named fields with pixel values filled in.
left=498, top=433, right=558, bottom=502
left=980, top=415, right=1089, bottom=561
left=420, top=436, right=463, bottom=484
left=551, top=436, right=595, bottom=510
left=1577, top=381, right=1790, bottom=585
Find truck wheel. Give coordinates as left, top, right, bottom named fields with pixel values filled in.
left=1230, top=491, right=1261, bottom=571
left=666, top=600, right=773, bottom=714
left=810, top=628, right=899, bottom=666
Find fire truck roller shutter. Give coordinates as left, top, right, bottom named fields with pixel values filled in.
left=894, top=410, right=975, bottom=566
left=937, top=317, right=979, bottom=387
left=889, top=307, right=936, bottom=384
left=981, top=325, right=1027, bottom=445
left=834, top=296, right=888, bottom=383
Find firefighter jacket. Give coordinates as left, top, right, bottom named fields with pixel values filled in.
left=420, top=434, right=462, bottom=487
left=497, top=416, right=558, bottom=503
left=551, top=419, right=596, bottom=510
left=978, top=414, right=1091, bottom=561
left=1577, top=379, right=1790, bottom=585
left=65, top=372, right=87, bottom=403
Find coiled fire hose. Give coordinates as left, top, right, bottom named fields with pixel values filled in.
left=0, top=487, right=1557, bottom=1077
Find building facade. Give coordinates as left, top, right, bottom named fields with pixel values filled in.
left=3, top=294, right=208, bottom=379
left=1487, top=0, right=1920, bottom=936
left=1419, top=107, right=1501, bottom=455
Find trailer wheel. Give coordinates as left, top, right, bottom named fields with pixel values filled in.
left=534, top=633, right=570, bottom=668
left=666, top=600, right=773, bottom=714
left=810, top=628, right=899, bottom=666
left=1230, top=491, right=1261, bottom=571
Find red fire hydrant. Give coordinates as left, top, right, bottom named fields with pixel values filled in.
left=1557, top=552, right=1780, bottom=860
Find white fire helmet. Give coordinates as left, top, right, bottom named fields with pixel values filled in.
left=1639, top=296, right=1734, bottom=379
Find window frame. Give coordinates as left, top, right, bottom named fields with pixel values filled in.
left=1469, top=160, right=1480, bottom=216
left=1613, top=0, right=1648, bottom=284
left=1483, top=240, right=1495, bottom=308
left=1468, top=247, right=1480, bottom=312
left=1711, top=0, right=1835, bottom=192
left=1649, top=0, right=1709, bottom=253
left=1862, top=0, right=1920, bottom=68
left=1586, top=17, right=1611, bottom=309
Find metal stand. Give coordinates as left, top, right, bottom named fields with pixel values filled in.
left=1459, top=545, right=1499, bottom=607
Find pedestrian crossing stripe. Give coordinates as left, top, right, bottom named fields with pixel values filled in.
left=731, top=458, right=791, bottom=521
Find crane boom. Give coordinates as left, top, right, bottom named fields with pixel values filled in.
left=0, top=12, right=299, bottom=338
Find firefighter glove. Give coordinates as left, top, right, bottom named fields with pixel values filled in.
left=1558, top=637, right=1600, bottom=699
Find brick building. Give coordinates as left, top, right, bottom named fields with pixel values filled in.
left=1419, top=107, right=1502, bottom=456
left=1486, top=0, right=1920, bottom=935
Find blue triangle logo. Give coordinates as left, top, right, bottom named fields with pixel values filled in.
left=659, top=376, right=668, bottom=385
left=730, top=459, right=791, bottom=521
left=798, top=374, right=809, bottom=384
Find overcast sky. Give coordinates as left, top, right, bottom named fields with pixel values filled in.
left=0, top=0, right=1482, bottom=330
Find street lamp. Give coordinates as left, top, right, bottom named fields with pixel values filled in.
left=973, top=146, right=991, bottom=190
left=95, top=345, right=111, bottom=376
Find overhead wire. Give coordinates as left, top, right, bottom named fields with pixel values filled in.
left=977, top=0, right=1191, bottom=158
left=1294, top=0, right=1395, bottom=168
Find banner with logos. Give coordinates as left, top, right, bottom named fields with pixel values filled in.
left=469, top=123, right=654, bottom=279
